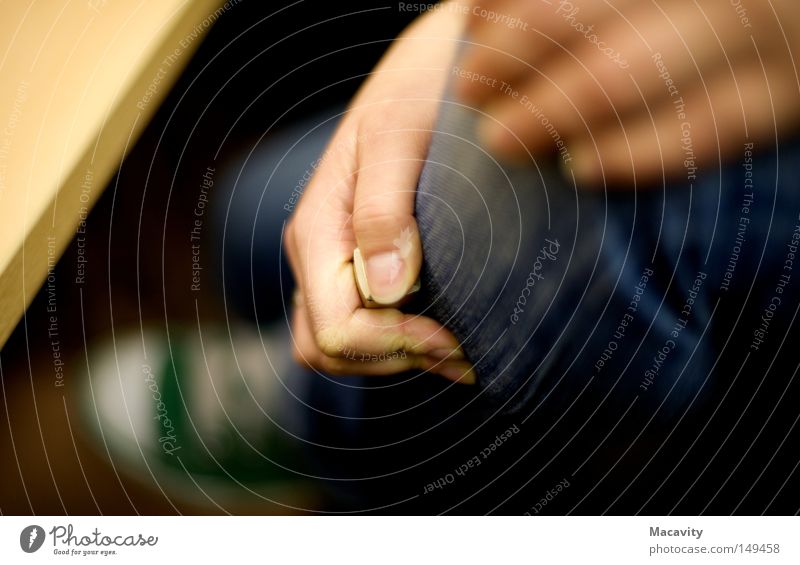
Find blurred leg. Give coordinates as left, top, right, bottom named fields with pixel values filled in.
left=213, top=98, right=800, bottom=512
left=413, top=96, right=800, bottom=513
left=213, top=116, right=339, bottom=324
left=417, top=97, right=800, bottom=419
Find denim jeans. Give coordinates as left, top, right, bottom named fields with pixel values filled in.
left=214, top=100, right=800, bottom=514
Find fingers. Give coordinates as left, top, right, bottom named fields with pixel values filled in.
left=285, top=129, right=361, bottom=330
left=457, top=0, right=638, bottom=107
left=453, top=0, right=797, bottom=185
left=352, top=105, right=429, bottom=305
left=293, top=216, right=468, bottom=369
left=463, top=1, right=691, bottom=156
left=290, top=299, right=476, bottom=384
left=315, top=306, right=466, bottom=360
left=285, top=123, right=474, bottom=383
left=456, top=1, right=552, bottom=106
left=283, top=5, right=478, bottom=385
left=569, top=58, right=798, bottom=185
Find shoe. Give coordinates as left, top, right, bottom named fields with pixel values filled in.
left=78, top=322, right=319, bottom=512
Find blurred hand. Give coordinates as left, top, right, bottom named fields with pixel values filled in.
left=284, top=4, right=476, bottom=383
left=456, top=0, right=800, bottom=185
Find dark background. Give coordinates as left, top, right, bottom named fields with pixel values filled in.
left=0, top=0, right=420, bottom=515
left=2, top=0, right=799, bottom=516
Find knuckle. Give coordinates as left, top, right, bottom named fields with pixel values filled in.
left=386, top=332, right=411, bottom=354
left=359, top=103, right=431, bottom=148
left=315, top=326, right=344, bottom=358
left=360, top=104, right=402, bottom=134
left=352, top=205, right=406, bottom=239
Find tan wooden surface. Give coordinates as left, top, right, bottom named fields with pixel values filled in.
left=0, top=0, right=225, bottom=348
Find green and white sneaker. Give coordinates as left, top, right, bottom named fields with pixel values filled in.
left=79, top=322, right=319, bottom=512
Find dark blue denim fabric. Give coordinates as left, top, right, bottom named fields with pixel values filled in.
left=214, top=117, right=339, bottom=323
left=214, top=103, right=800, bottom=513
left=415, top=100, right=800, bottom=422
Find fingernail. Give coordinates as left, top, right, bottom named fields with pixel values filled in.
left=436, top=363, right=477, bottom=385
left=366, top=251, right=408, bottom=304
left=428, top=347, right=465, bottom=360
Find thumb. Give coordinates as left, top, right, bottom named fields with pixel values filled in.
left=352, top=123, right=427, bottom=305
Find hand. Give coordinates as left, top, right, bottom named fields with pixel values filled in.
left=455, top=0, right=800, bottom=185
left=284, top=4, right=476, bottom=383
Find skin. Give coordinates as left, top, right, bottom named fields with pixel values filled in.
left=284, top=5, right=476, bottom=383
left=457, top=0, right=800, bottom=185
left=286, top=0, right=800, bottom=380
